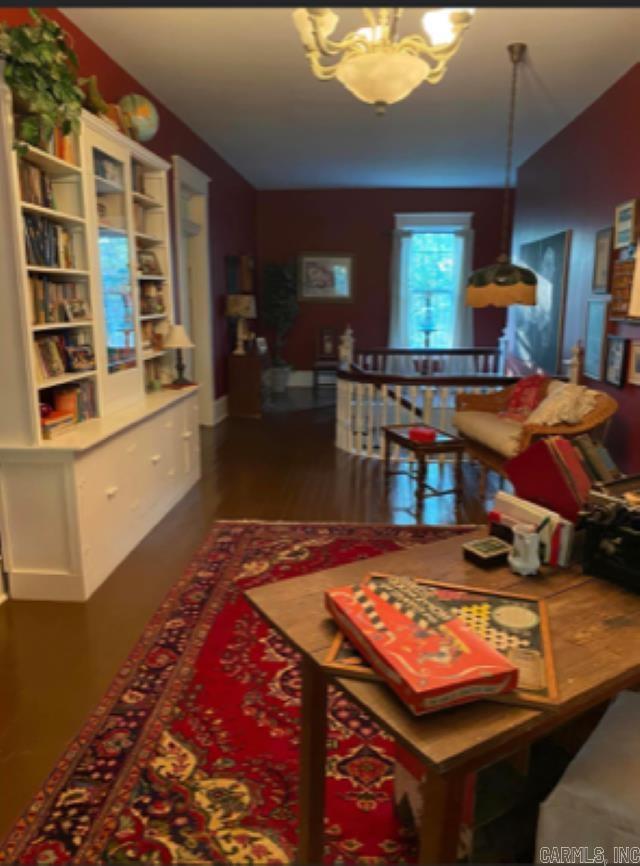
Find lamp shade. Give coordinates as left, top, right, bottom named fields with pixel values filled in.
left=466, top=256, right=537, bottom=308
left=163, top=323, right=194, bottom=349
left=226, top=294, right=257, bottom=319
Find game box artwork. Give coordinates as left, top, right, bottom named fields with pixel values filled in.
left=325, top=573, right=518, bottom=715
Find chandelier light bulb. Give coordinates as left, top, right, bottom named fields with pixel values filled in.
left=422, top=8, right=476, bottom=47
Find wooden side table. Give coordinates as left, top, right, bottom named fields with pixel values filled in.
left=383, top=424, right=464, bottom=515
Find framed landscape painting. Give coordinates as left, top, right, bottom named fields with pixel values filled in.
left=511, top=230, right=571, bottom=374
left=298, top=253, right=353, bottom=302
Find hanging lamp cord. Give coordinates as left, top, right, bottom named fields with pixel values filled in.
left=499, top=44, right=524, bottom=259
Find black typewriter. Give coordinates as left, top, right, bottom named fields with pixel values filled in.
left=578, top=476, right=640, bottom=590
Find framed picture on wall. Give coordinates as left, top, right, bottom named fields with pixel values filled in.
left=614, top=199, right=638, bottom=249
left=605, top=335, right=628, bottom=388
left=297, top=253, right=353, bottom=302
left=583, top=298, right=609, bottom=380
left=627, top=340, right=640, bottom=386
left=592, top=227, right=613, bottom=293
left=511, top=230, right=571, bottom=374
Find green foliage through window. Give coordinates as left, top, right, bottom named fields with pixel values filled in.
left=406, top=232, right=457, bottom=348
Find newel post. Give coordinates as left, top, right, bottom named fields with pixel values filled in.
left=567, top=342, right=583, bottom=384
left=339, top=325, right=354, bottom=369
left=497, top=327, right=508, bottom=375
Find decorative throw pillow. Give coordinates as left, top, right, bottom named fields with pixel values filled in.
left=499, top=375, right=549, bottom=422
left=526, top=383, right=598, bottom=426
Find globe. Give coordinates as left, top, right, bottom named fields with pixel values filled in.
left=118, top=94, right=159, bottom=142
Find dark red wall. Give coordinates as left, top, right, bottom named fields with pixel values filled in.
left=512, top=63, right=640, bottom=473
left=2, top=8, right=256, bottom=399
left=256, top=188, right=508, bottom=369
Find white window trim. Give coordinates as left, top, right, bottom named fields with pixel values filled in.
left=394, top=212, right=473, bottom=232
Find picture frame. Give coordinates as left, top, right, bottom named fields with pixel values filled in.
left=583, top=298, right=609, bottom=380
left=297, top=253, right=353, bottom=302
left=627, top=340, right=640, bottom=386
left=614, top=199, right=638, bottom=249
left=65, top=344, right=95, bottom=372
left=605, top=335, right=628, bottom=388
left=592, top=227, right=613, bottom=293
left=137, top=249, right=162, bottom=276
left=511, top=230, right=571, bottom=374
left=63, top=297, right=91, bottom=322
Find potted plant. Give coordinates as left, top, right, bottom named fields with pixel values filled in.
left=0, top=10, right=85, bottom=152
left=261, top=262, right=298, bottom=393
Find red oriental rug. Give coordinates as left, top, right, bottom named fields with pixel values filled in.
left=1, top=521, right=472, bottom=865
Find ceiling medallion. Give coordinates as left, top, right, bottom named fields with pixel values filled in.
left=293, top=7, right=475, bottom=115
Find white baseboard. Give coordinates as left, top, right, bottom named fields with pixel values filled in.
left=213, top=395, right=228, bottom=424
left=289, top=370, right=313, bottom=387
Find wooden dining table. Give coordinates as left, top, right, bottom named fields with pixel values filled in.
left=245, top=529, right=640, bottom=864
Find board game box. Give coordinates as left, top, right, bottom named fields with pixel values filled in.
left=325, top=573, right=518, bottom=715
left=324, top=576, right=558, bottom=708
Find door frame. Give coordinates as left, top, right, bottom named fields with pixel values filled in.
left=172, top=155, right=215, bottom=426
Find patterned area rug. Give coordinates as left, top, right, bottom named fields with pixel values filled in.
left=1, top=521, right=471, bottom=864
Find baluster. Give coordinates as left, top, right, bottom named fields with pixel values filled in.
left=354, top=382, right=363, bottom=454
left=335, top=378, right=344, bottom=448
left=367, top=383, right=375, bottom=457
left=410, top=385, right=419, bottom=424
left=423, top=387, right=434, bottom=426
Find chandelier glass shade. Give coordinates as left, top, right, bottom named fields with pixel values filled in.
left=292, top=7, right=475, bottom=112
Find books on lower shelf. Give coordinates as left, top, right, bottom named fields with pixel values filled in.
left=573, top=434, right=623, bottom=484
left=40, top=378, right=97, bottom=438
left=325, top=573, right=518, bottom=716
left=34, top=329, right=95, bottom=381
left=23, top=212, right=76, bottom=269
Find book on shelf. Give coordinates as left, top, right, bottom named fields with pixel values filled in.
left=23, top=213, right=76, bottom=269
left=30, top=277, right=89, bottom=324
left=34, top=330, right=95, bottom=380
left=19, top=160, right=55, bottom=209
left=132, top=160, right=146, bottom=194
left=49, top=128, right=77, bottom=166
left=52, top=379, right=97, bottom=422
left=41, top=410, right=75, bottom=439
left=325, top=573, right=518, bottom=716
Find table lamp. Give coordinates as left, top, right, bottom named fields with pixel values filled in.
left=226, top=294, right=257, bottom=355
left=163, top=323, right=194, bottom=387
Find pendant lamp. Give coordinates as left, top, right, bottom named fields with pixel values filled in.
left=466, top=43, right=537, bottom=307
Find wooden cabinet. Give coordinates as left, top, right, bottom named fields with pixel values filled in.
left=228, top=353, right=268, bottom=418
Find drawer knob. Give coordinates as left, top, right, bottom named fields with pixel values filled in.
left=105, top=485, right=119, bottom=499
left=151, top=453, right=161, bottom=464
left=182, top=431, right=193, bottom=440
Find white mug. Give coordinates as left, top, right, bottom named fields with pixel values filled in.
left=508, top=523, right=541, bottom=576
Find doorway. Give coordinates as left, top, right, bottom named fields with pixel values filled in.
left=172, top=155, right=216, bottom=425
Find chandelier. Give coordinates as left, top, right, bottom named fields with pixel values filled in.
left=292, top=8, right=475, bottom=114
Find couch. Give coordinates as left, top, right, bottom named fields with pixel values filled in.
left=453, top=379, right=618, bottom=480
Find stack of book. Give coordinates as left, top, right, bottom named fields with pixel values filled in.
left=23, top=213, right=75, bottom=269
left=46, top=128, right=76, bottom=165
left=325, top=573, right=518, bottom=716
left=19, top=161, right=55, bottom=208
left=41, top=410, right=75, bottom=440
left=52, top=380, right=97, bottom=422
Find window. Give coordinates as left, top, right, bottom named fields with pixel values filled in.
left=390, top=213, right=473, bottom=349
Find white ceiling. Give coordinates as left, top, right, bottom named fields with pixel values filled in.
left=63, top=7, right=640, bottom=189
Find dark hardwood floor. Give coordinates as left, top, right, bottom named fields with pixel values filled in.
left=0, top=391, right=500, bottom=839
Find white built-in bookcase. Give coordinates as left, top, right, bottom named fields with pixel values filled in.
left=0, top=79, right=201, bottom=601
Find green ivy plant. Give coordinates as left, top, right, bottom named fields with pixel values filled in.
left=0, top=9, right=85, bottom=152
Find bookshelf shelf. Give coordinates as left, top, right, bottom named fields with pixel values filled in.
left=23, top=145, right=81, bottom=177
left=37, top=370, right=97, bottom=390
left=137, top=273, right=166, bottom=281
left=27, top=266, right=90, bottom=277
left=142, top=349, right=167, bottom=361
left=135, top=231, right=164, bottom=247
left=94, top=175, right=124, bottom=195
left=610, top=317, right=640, bottom=325
left=98, top=223, right=128, bottom=237
left=32, top=321, right=93, bottom=332
left=133, top=190, right=163, bottom=209
left=21, top=202, right=85, bottom=227
left=139, top=313, right=167, bottom=321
